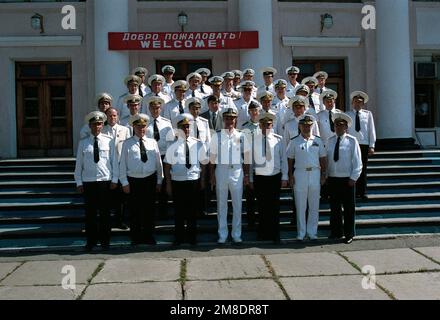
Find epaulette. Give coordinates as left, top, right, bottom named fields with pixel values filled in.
left=242, top=121, right=249, bottom=127
left=100, top=134, right=112, bottom=140
left=160, top=116, right=171, bottom=123
left=290, top=134, right=300, bottom=140
left=272, top=133, right=282, bottom=140
left=198, top=117, right=208, bottom=122
left=189, top=136, right=201, bottom=142
left=314, top=135, right=321, bottom=139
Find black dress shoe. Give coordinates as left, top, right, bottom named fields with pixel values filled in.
left=344, top=237, right=353, bottom=244
left=328, top=234, right=343, bottom=240
left=145, top=237, right=157, bottom=245
left=173, top=240, right=182, bottom=246
left=85, top=244, right=95, bottom=252
left=101, top=244, right=110, bottom=251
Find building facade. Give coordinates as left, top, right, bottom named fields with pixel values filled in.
left=0, top=0, right=439, bottom=158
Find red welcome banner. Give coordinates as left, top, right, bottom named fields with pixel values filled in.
left=108, top=31, right=259, bottom=50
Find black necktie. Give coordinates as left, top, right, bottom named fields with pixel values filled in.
left=212, top=112, right=217, bottom=129
left=200, top=85, right=205, bottom=94
left=185, top=141, right=191, bottom=169
left=139, top=138, right=148, bottom=163
left=139, top=88, right=143, bottom=98
left=196, top=122, right=200, bottom=139
left=156, top=93, right=159, bottom=97
left=309, top=95, right=314, bottom=108
left=153, top=119, right=160, bottom=141
left=93, top=137, right=99, bottom=163
left=334, top=136, right=340, bottom=162
left=192, top=90, right=195, bottom=98
left=329, top=111, right=335, bottom=132
left=179, top=101, right=184, bottom=114
left=355, top=111, right=361, bottom=132
left=266, top=86, right=269, bottom=91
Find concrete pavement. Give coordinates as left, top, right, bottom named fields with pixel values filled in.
left=0, top=235, right=439, bottom=300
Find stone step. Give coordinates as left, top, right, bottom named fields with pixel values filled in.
left=2, top=216, right=440, bottom=240
left=0, top=165, right=75, bottom=173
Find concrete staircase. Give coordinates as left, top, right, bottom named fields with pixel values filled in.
left=0, top=150, right=440, bottom=250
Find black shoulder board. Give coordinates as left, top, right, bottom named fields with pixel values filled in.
left=291, top=134, right=300, bottom=140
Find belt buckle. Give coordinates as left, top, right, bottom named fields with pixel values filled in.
left=306, top=168, right=312, bottom=172
left=230, top=165, right=234, bottom=169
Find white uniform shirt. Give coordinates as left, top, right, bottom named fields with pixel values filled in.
left=74, top=134, right=119, bottom=186
left=286, top=82, right=301, bottom=98
left=286, top=135, right=326, bottom=169
left=140, top=83, right=151, bottom=97
left=258, top=84, right=276, bottom=96
left=326, top=134, right=363, bottom=181
left=190, top=116, right=211, bottom=146
left=163, top=81, right=174, bottom=97
left=221, top=88, right=241, bottom=100
left=146, top=116, right=175, bottom=156
left=346, top=109, right=376, bottom=148
left=162, top=98, right=188, bottom=126
left=308, top=93, right=324, bottom=113
left=283, top=117, right=320, bottom=147
left=184, top=89, right=204, bottom=101
left=198, top=84, right=213, bottom=97
left=119, top=135, right=163, bottom=186
left=317, top=108, right=340, bottom=145
left=164, top=136, right=208, bottom=181
left=209, top=129, right=247, bottom=166
left=141, top=92, right=172, bottom=116
left=252, top=132, right=288, bottom=180
left=234, top=97, right=258, bottom=129
left=101, top=123, right=131, bottom=160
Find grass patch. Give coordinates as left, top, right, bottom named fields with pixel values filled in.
left=261, top=255, right=290, bottom=300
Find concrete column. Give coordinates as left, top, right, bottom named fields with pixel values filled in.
left=239, top=0, right=274, bottom=85
left=376, top=0, right=413, bottom=140
left=94, top=0, right=129, bottom=99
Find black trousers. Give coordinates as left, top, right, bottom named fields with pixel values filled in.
left=127, top=174, right=157, bottom=244
left=328, top=177, right=356, bottom=239
left=356, top=144, right=369, bottom=197
left=83, top=181, right=111, bottom=246
left=157, top=155, right=169, bottom=218
left=245, top=185, right=257, bottom=225
left=109, top=181, right=127, bottom=226
left=172, top=179, right=200, bottom=243
left=254, top=173, right=282, bottom=241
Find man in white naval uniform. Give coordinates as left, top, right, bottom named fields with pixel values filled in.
left=283, top=96, right=320, bottom=147
left=74, top=111, right=119, bottom=251
left=257, top=90, right=283, bottom=135
left=248, top=110, right=288, bottom=243
left=272, top=79, right=290, bottom=128
left=235, top=80, right=258, bottom=129
left=346, top=91, right=376, bottom=200
left=242, top=68, right=258, bottom=98
left=317, top=89, right=341, bottom=146
left=326, top=112, right=362, bottom=244
left=133, top=67, right=150, bottom=97
left=232, top=70, right=244, bottom=92
left=202, top=76, right=235, bottom=113
left=119, top=94, right=142, bottom=132
left=313, top=71, right=329, bottom=95
left=145, top=96, right=175, bottom=218
left=195, top=68, right=213, bottom=97
left=142, top=74, right=172, bottom=115
left=116, top=75, right=142, bottom=125
left=221, top=71, right=241, bottom=100
left=119, top=113, right=163, bottom=246
left=302, top=76, right=323, bottom=114
left=258, top=67, right=277, bottom=95
left=287, top=114, right=327, bottom=241
left=209, top=107, right=247, bottom=244
left=285, top=66, right=301, bottom=98
left=187, top=97, right=211, bottom=147
left=241, top=101, right=261, bottom=228
left=162, top=80, right=189, bottom=126
left=164, top=113, right=208, bottom=245
left=79, top=92, right=113, bottom=139
left=185, top=72, right=204, bottom=100
left=161, top=65, right=176, bottom=97
left=102, top=107, right=131, bottom=230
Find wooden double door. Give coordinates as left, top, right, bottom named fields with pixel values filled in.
left=16, top=62, right=73, bottom=157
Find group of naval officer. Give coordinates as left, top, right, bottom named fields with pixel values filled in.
left=74, top=64, right=376, bottom=250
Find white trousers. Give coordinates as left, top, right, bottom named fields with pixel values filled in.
left=294, top=169, right=321, bottom=239
left=216, top=165, right=243, bottom=241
